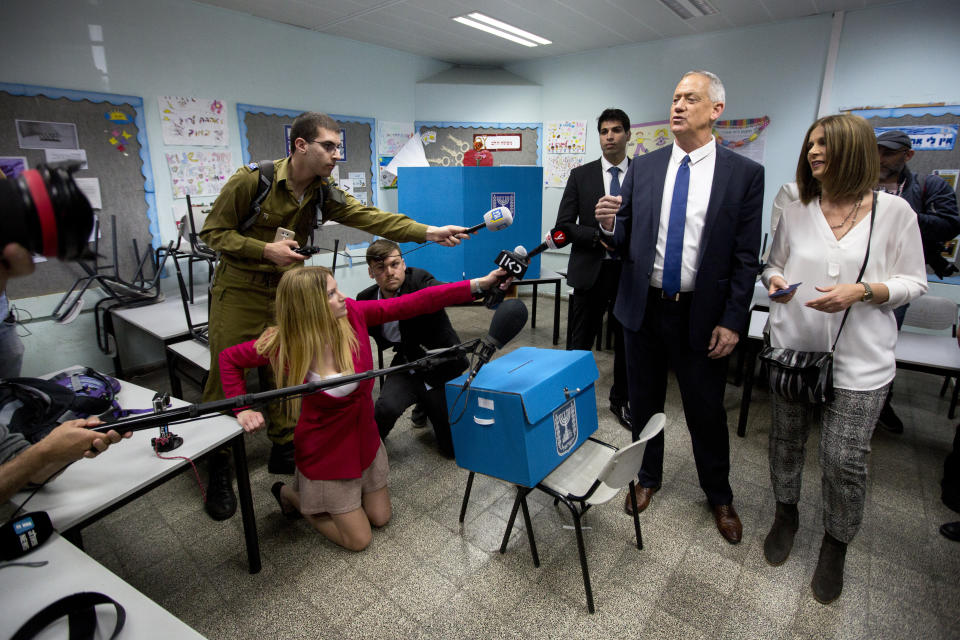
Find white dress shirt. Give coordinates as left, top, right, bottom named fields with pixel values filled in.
left=762, top=192, right=928, bottom=391
left=650, top=139, right=717, bottom=291
left=600, top=155, right=630, bottom=197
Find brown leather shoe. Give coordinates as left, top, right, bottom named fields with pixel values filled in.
left=712, top=504, right=743, bottom=544
left=623, top=485, right=658, bottom=515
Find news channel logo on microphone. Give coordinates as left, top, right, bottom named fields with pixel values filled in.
left=486, top=206, right=511, bottom=231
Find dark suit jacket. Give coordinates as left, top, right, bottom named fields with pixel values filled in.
left=611, top=145, right=763, bottom=349
left=357, top=267, right=467, bottom=385
left=555, top=158, right=629, bottom=290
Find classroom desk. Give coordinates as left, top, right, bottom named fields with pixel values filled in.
left=0, top=533, right=206, bottom=639
left=8, top=375, right=261, bottom=574
left=105, top=293, right=208, bottom=377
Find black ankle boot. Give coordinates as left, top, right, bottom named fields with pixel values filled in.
left=763, top=501, right=799, bottom=566
left=268, top=441, right=295, bottom=475
left=204, top=452, right=237, bottom=521
left=811, top=532, right=847, bottom=604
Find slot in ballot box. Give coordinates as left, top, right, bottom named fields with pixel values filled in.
left=446, top=347, right=599, bottom=487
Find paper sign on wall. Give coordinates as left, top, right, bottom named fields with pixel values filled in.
left=159, top=97, right=229, bottom=146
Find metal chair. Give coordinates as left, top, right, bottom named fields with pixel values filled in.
left=499, top=413, right=666, bottom=613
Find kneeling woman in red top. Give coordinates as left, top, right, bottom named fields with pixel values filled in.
left=219, top=265, right=506, bottom=551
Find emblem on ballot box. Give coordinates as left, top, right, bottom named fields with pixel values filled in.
left=553, top=399, right=578, bottom=456
left=491, top=192, right=515, bottom=218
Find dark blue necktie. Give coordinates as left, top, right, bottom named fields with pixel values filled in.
left=608, top=166, right=621, bottom=197
left=662, top=155, right=690, bottom=298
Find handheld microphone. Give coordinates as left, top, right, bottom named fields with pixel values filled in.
left=484, top=229, right=570, bottom=309
left=464, top=206, right=513, bottom=234
left=464, top=299, right=528, bottom=387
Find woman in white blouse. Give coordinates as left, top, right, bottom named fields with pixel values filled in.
left=761, top=114, right=927, bottom=604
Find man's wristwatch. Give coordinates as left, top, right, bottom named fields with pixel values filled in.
left=860, top=282, right=874, bottom=302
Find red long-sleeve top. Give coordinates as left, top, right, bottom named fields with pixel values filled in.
left=219, top=281, right=474, bottom=480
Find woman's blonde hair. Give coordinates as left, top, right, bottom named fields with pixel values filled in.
left=796, top=114, right=880, bottom=204
left=254, top=267, right=358, bottom=417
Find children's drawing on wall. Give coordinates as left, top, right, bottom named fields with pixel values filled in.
left=166, top=150, right=233, bottom=198
left=545, top=120, right=586, bottom=154
left=627, top=121, right=673, bottom=157
left=0, top=156, right=27, bottom=178
left=159, top=96, right=229, bottom=146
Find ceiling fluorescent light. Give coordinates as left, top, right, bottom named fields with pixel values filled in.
left=466, top=12, right=552, bottom=45
left=660, top=0, right=719, bottom=20
left=453, top=16, right=538, bottom=47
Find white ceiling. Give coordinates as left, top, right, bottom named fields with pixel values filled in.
left=194, top=0, right=903, bottom=66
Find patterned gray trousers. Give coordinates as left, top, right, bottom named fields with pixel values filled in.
left=769, top=384, right=890, bottom=543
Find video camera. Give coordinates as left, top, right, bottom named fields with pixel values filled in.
left=0, top=161, right=95, bottom=260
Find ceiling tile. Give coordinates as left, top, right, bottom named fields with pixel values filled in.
left=709, top=0, right=775, bottom=26
left=760, top=0, right=819, bottom=20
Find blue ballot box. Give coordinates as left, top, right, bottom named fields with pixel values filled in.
left=446, top=347, right=599, bottom=487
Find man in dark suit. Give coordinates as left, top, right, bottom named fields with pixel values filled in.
left=596, top=70, right=763, bottom=544
left=357, top=239, right=468, bottom=458
left=555, top=108, right=632, bottom=431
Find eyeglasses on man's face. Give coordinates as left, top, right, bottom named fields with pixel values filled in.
left=309, top=139, right=340, bottom=154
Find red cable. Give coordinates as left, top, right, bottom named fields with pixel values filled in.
left=153, top=438, right=206, bottom=504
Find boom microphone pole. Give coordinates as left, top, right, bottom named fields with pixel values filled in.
left=93, top=341, right=480, bottom=434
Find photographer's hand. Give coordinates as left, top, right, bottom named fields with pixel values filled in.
left=0, top=243, right=35, bottom=293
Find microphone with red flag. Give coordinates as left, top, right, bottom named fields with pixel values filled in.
left=484, top=229, right=569, bottom=308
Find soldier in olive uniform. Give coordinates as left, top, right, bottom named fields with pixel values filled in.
left=199, top=112, right=468, bottom=521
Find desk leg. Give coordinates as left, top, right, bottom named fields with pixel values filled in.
left=231, top=434, right=261, bottom=574
left=553, top=281, right=561, bottom=345
left=530, top=284, right=539, bottom=328
left=737, top=347, right=758, bottom=438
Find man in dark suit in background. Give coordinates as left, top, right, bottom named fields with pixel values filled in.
left=596, top=70, right=763, bottom=544
left=357, top=239, right=468, bottom=458
left=555, top=108, right=632, bottom=431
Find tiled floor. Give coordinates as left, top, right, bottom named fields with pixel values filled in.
left=78, top=298, right=959, bottom=639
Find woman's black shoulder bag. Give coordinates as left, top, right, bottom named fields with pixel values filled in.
left=759, top=192, right=877, bottom=404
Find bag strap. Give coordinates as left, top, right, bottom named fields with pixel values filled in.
left=11, top=592, right=126, bottom=640
left=830, top=190, right=877, bottom=351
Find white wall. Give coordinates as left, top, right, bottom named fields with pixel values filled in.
left=831, top=0, right=960, bottom=111
left=507, top=14, right=835, bottom=242
left=0, top=0, right=448, bottom=375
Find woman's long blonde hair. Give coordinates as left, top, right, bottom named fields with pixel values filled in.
left=254, top=267, right=358, bottom=417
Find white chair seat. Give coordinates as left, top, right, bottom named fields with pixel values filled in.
left=540, top=440, right=617, bottom=505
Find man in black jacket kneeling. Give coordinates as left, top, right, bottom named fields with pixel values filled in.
left=357, top=240, right=468, bottom=458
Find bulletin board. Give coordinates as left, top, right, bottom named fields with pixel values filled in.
left=237, top=104, right=377, bottom=208
left=414, top=121, right=542, bottom=167
left=0, top=83, right=157, bottom=299
left=848, top=105, right=960, bottom=179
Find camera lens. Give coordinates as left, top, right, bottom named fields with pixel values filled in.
left=0, top=162, right=95, bottom=260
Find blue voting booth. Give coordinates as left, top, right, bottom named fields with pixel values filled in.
left=397, top=166, right=543, bottom=283
left=446, top=347, right=599, bottom=488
